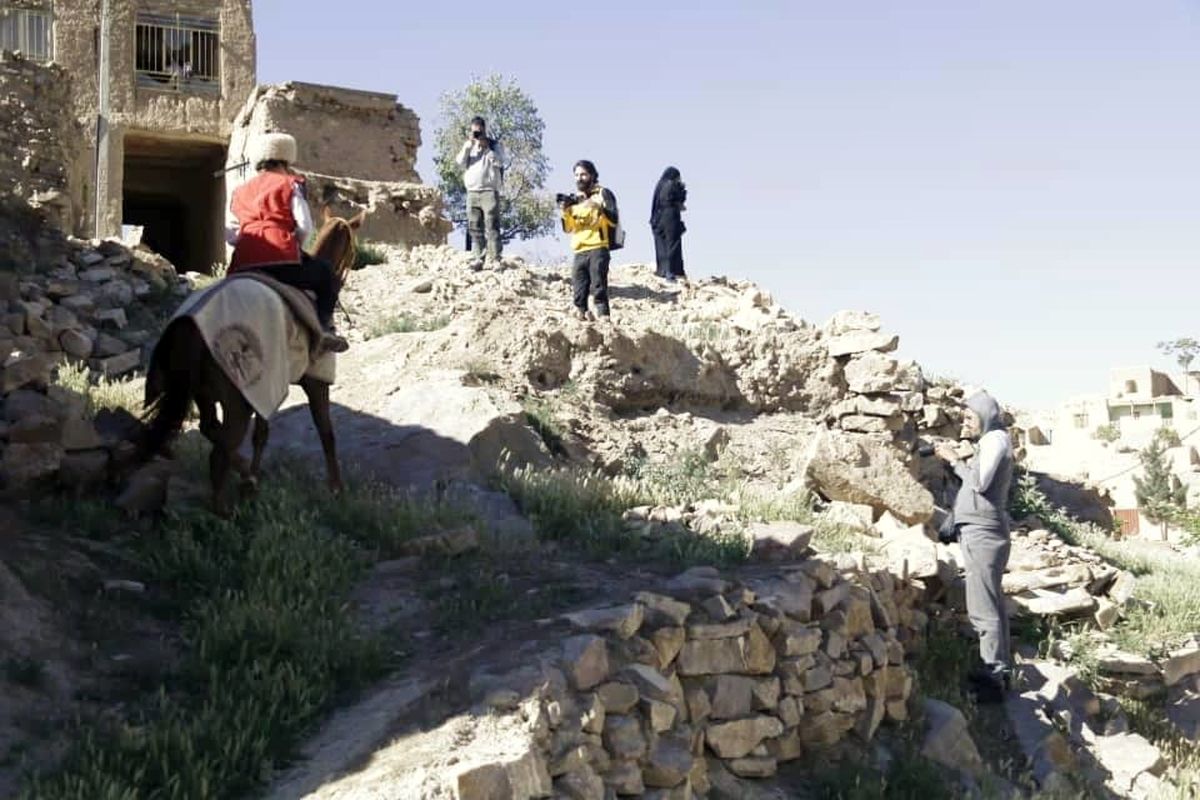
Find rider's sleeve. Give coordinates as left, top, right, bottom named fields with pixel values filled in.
left=224, top=206, right=240, bottom=245
left=292, top=184, right=314, bottom=247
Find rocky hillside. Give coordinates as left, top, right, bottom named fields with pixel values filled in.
left=3, top=240, right=1197, bottom=799
left=304, top=245, right=968, bottom=526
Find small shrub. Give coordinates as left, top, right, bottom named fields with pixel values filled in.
left=53, top=362, right=144, bottom=418
left=523, top=397, right=566, bottom=456
left=1154, top=426, right=1182, bottom=449
left=1092, top=424, right=1120, bottom=443
left=624, top=447, right=716, bottom=507
left=353, top=240, right=388, bottom=270
left=365, top=314, right=450, bottom=339
left=462, top=358, right=502, bottom=385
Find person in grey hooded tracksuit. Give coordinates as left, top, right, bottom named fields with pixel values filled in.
left=937, top=390, right=1015, bottom=699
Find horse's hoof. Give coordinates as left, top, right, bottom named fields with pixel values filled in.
left=240, top=477, right=260, bottom=497
left=328, top=480, right=345, bottom=494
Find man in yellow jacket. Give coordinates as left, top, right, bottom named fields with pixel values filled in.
left=560, top=159, right=619, bottom=321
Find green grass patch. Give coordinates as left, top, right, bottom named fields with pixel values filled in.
left=498, top=459, right=751, bottom=567
left=911, top=620, right=977, bottom=712
left=353, top=240, right=389, bottom=270
left=522, top=397, right=567, bottom=456
left=365, top=313, right=450, bottom=339
left=421, top=555, right=586, bottom=636
left=20, top=464, right=463, bottom=800
left=811, top=752, right=957, bottom=800
left=498, top=445, right=882, bottom=567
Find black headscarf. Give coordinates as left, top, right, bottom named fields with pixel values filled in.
left=651, top=166, right=683, bottom=225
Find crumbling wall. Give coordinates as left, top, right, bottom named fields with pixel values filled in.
left=0, top=53, right=83, bottom=240
left=0, top=236, right=183, bottom=490
left=228, top=81, right=421, bottom=183
left=225, top=82, right=452, bottom=248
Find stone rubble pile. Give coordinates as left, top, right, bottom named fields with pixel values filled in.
left=1002, top=525, right=1137, bottom=629
left=447, top=560, right=929, bottom=799
left=0, top=236, right=185, bottom=489
left=343, top=248, right=992, bottom=530
left=1006, top=658, right=1178, bottom=799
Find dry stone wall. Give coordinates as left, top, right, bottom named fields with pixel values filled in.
left=447, top=560, right=926, bottom=798
left=0, top=53, right=83, bottom=253
left=0, top=235, right=184, bottom=491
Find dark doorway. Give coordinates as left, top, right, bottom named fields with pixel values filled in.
left=122, top=133, right=226, bottom=274
left=123, top=193, right=188, bottom=268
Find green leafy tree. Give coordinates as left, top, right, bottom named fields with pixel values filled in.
left=1133, top=438, right=1186, bottom=538
left=1153, top=426, right=1182, bottom=449
left=1157, top=337, right=1200, bottom=394
left=432, top=74, right=557, bottom=245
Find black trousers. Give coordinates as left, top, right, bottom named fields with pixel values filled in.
left=250, top=252, right=340, bottom=327
left=572, top=248, right=611, bottom=316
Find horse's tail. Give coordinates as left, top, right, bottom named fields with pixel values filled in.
left=137, top=320, right=199, bottom=461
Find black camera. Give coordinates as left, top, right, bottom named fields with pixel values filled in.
left=556, top=192, right=579, bottom=206
left=471, top=130, right=484, bottom=139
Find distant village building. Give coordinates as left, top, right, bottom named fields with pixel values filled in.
left=1023, top=365, right=1200, bottom=541
left=1037, top=366, right=1200, bottom=448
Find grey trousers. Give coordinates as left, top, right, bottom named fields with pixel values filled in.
left=466, top=189, right=501, bottom=262
left=959, top=523, right=1012, bottom=670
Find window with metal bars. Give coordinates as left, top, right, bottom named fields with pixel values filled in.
left=0, top=4, right=53, bottom=62
left=134, top=12, right=219, bottom=92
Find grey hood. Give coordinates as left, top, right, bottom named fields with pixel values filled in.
left=966, top=390, right=1005, bottom=435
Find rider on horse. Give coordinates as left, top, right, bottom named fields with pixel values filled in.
left=225, top=132, right=350, bottom=354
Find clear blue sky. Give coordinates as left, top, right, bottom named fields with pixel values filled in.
left=255, top=1, right=1200, bottom=410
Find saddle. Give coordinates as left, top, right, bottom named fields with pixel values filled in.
left=225, top=272, right=325, bottom=358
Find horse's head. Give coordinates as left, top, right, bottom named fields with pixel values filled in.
left=313, top=207, right=367, bottom=284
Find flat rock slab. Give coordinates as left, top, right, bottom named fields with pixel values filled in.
left=270, top=362, right=550, bottom=490
left=1091, top=732, right=1165, bottom=794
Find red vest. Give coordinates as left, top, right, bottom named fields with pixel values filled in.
left=228, top=171, right=305, bottom=272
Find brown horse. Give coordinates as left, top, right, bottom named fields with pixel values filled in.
left=138, top=210, right=365, bottom=515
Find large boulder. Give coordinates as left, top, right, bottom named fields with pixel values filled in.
left=267, top=358, right=552, bottom=489
left=797, top=429, right=933, bottom=525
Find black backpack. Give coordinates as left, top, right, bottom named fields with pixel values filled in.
left=602, top=187, right=625, bottom=251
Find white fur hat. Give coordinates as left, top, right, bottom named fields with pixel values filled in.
left=251, top=132, right=297, bottom=166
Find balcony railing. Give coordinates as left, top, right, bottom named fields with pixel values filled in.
left=134, top=13, right=219, bottom=93
left=0, top=4, right=53, bottom=62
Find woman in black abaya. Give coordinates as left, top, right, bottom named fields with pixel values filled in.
left=650, top=166, right=687, bottom=282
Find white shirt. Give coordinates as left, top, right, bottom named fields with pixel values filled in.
left=975, top=430, right=1011, bottom=493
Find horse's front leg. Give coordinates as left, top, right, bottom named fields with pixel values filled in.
left=244, top=414, right=269, bottom=495
left=212, top=398, right=253, bottom=516
left=299, top=376, right=342, bottom=492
